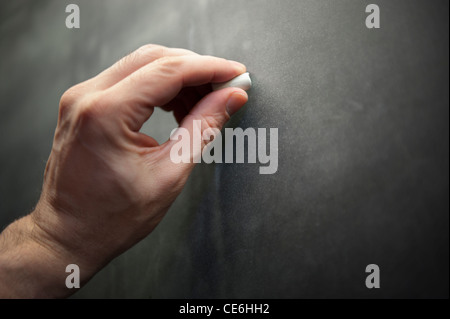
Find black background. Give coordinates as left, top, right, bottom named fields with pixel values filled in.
left=0, top=0, right=448, bottom=298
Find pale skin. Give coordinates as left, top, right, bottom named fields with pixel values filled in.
left=0, top=45, right=248, bottom=298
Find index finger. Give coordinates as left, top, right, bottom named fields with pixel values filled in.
left=107, top=55, right=246, bottom=108
left=84, top=45, right=199, bottom=92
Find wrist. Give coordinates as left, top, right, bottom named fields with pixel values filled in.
left=30, top=199, right=105, bottom=284
left=0, top=214, right=68, bottom=298
left=0, top=206, right=98, bottom=298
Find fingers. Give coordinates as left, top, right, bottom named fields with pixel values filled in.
left=160, top=84, right=212, bottom=124
left=161, top=87, right=204, bottom=120
left=160, top=87, right=248, bottom=169
left=90, top=44, right=198, bottom=91
left=110, top=55, right=246, bottom=106
left=187, top=88, right=248, bottom=121
left=107, top=55, right=246, bottom=130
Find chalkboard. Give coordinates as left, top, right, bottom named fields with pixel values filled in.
left=0, top=0, right=448, bottom=298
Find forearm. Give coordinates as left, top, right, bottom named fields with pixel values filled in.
left=0, top=213, right=89, bottom=298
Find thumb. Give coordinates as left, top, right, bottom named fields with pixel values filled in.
left=188, top=87, right=248, bottom=124
left=163, top=87, right=248, bottom=165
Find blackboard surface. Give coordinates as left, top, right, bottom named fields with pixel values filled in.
left=0, top=0, right=448, bottom=298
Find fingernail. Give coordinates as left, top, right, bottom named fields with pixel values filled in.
left=228, top=60, right=246, bottom=72
left=226, top=91, right=248, bottom=116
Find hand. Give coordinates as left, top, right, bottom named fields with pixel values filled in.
left=0, top=44, right=248, bottom=298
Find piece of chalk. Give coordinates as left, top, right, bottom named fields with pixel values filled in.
left=212, top=72, right=252, bottom=91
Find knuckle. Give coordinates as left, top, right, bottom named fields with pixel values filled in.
left=154, top=56, right=183, bottom=71
left=152, top=56, right=184, bottom=85
left=137, top=44, right=164, bottom=55
left=59, top=86, right=80, bottom=113
left=117, top=44, right=166, bottom=72
left=132, top=44, right=166, bottom=63
left=202, top=114, right=222, bottom=131
left=187, top=114, right=225, bottom=149
left=59, top=84, right=87, bottom=120
left=76, top=93, right=109, bottom=127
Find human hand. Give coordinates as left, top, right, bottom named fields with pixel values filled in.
left=0, top=44, right=248, bottom=297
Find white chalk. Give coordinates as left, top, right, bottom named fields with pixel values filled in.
left=212, top=72, right=252, bottom=91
